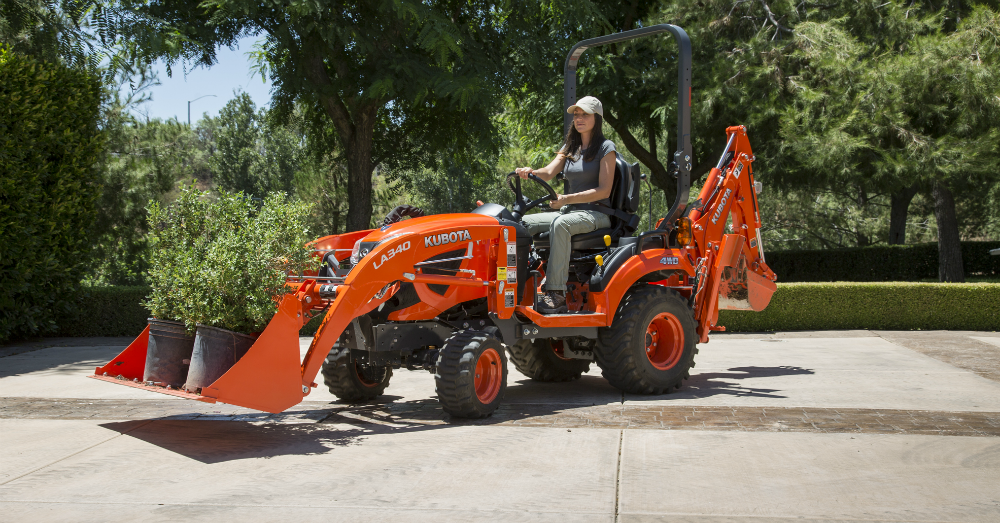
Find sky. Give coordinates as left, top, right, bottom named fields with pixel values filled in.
left=122, top=36, right=273, bottom=124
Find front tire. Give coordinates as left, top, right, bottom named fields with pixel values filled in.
left=507, top=338, right=590, bottom=382
left=594, top=285, right=697, bottom=394
left=435, top=330, right=507, bottom=418
left=322, top=344, right=392, bottom=402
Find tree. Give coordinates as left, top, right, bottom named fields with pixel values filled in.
left=0, top=50, right=104, bottom=341
left=118, top=0, right=511, bottom=231
left=90, top=103, right=218, bottom=285
left=213, top=92, right=296, bottom=199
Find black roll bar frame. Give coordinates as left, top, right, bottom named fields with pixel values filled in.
left=563, top=24, right=692, bottom=230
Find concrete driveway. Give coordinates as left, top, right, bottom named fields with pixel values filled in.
left=2, top=330, right=999, bottom=522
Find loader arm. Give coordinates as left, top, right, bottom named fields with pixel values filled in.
left=686, top=126, right=777, bottom=342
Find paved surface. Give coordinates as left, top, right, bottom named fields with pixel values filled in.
left=2, top=330, right=999, bottom=522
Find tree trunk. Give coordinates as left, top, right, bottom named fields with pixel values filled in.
left=888, top=183, right=919, bottom=244
left=344, top=117, right=376, bottom=232
left=932, top=181, right=964, bottom=282
left=305, top=52, right=380, bottom=232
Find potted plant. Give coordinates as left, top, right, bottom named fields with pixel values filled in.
left=181, top=191, right=317, bottom=393
left=143, top=187, right=213, bottom=388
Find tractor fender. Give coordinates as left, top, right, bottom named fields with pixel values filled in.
left=590, top=248, right=696, bottom=321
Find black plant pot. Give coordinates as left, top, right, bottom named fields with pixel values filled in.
left=144, top=319, right=196, bottom=388
left=183, top=325, right=258, bottom=393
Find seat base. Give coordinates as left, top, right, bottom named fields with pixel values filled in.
left=533, top=227, right=621, bottom=251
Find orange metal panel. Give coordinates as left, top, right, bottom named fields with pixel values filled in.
left=200, top=294, right=306, bottom=413
left=93, top=324, right=150, bottom=381
left=515, top=306, right=607, bottom=327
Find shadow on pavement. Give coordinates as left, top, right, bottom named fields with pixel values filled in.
left=93, top=366, right=814, bottom=463
left=678, top=365, right=815, bottom=399
left=97, top=398, right=610, bottom=464
left=100, top=419, right=368, bottom=464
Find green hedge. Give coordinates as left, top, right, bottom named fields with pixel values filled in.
left=55, top=286, right=323, bottom=338
left=0, top=51, right=105, bottom=342
left=719, top=282, right=999, bottom=332
left=52, top=283, right=999, bottom=339
left=766, top=241, right=1000, bottom=282
left=57, top=286, right=152, bottom=337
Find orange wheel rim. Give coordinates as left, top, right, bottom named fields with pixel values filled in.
left=355, top=362, right=381, bottom=387
left=645, top=313, right=684, bottom=370
left=474, top=347, right=502, bottom=404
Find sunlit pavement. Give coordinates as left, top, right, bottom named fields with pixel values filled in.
left=2, top=330, right=999, bottom=522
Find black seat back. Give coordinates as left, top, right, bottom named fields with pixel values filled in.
left=608, top=153, right=641, bottom=235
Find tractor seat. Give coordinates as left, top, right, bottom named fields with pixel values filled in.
left=532, top=152, right=642, bottom=252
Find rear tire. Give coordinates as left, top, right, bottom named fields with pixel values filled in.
left=435, top=330, right=507, bottom=418
left=594, top=285, right=697, bottom=394
left=507, top=338, right=590, bottom=382
left=322, top=344, right=392, bottom=402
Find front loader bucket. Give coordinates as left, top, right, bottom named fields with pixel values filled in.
left=89, top=294, right=310, bottom=413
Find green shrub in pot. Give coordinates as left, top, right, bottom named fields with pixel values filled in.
left=145, top=187, right=213, bottom=327
left=143, top=187, right=213, bottom=386
left=181, top=191, right=318, bottom=392
left=190, top=191, right=318, bottom=334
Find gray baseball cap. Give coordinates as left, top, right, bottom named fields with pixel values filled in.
left=567, top=96, right=603, bottom=117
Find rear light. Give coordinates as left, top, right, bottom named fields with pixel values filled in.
left=676, top=217, right=693, bottom=247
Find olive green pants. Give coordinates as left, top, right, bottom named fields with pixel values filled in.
left=522, top=209, right=611, bottom=291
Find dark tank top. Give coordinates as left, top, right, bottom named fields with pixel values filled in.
left=563, top=139, right=616, bottom=207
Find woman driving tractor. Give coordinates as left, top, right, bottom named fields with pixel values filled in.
left=514, top=95, right=617, bottom=315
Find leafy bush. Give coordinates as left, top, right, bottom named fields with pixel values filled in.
left=192, top=192, right=316, bottom=333
left=0, top=50, right=104, bottom=342
left=145, top=187, right=317, bottom=335
left=766, top=242, right=1000, bottom=282
left=720, top=283, right=1000, bottom=332
left=56, top=286, right=152, bottom=337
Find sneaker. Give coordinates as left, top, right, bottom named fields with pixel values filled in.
left=537, top=290, right=568, bottom=314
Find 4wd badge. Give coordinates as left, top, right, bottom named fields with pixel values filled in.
left=660, top=256, right=679, bottom=265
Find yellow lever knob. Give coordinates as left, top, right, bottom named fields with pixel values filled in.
left=595, top=254, right=604, bottom=267
left=604, top=235, right=612, bottom=247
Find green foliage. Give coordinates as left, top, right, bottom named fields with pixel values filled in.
left=213, top=92, right=296, bottom=199
left=0, top=50, right=104, bottom=342
left=193, top=192, right=317, bottom=333
left=90, top=104, right=217, bottom=285
left=767, top=242, right=1000, bottom=282
left=503, top=0, right=1000, bottom=251
left=119, top=0, right=515, bottom=231
left=144, top=187, right=213, bottom=325
left=145, top=187, right=318, bottom=334
left=57, top=285, right=151, bottom=337
left=719, top=282, right=1000, bottom=331
left=1, top=0, right=100, bottom=68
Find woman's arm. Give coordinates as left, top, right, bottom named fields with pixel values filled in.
left=549, top=151, right=616, bottom=209
left=514, top=152, right=568, bottom=182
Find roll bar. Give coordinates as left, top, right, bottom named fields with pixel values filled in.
left=564, top=24, right=692, bottom=230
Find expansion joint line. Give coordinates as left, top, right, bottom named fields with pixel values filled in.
left=614, top=429, right=624, bottom=523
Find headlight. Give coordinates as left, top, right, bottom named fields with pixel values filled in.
left=350, top=239, right=363, bottom=265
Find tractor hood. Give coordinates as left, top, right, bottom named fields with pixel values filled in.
left=350, top=213, right=502, bottom=274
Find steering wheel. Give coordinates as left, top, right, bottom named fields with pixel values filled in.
left=506, top=171, right=558, bottom=220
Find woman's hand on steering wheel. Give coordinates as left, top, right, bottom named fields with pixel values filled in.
left=514, top=167, right=533, bottom=180
left=505, top=171, right=558, bottom=219
left=548, top=194, right=569, bottom=210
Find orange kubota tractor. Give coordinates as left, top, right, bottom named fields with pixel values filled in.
left=91, top=25, right=777, bottom=418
